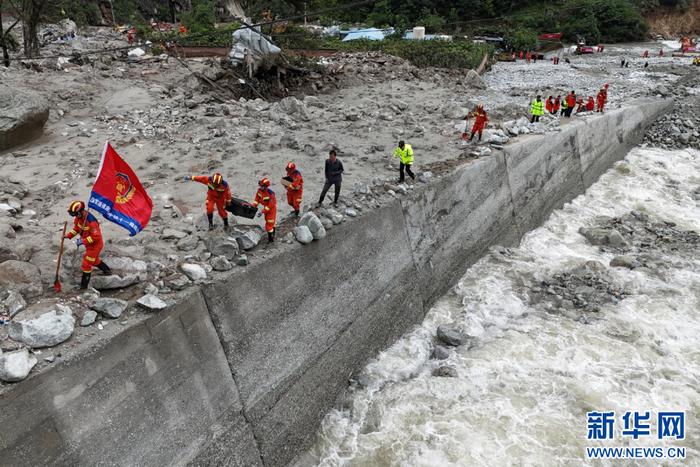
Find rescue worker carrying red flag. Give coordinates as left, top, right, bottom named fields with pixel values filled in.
left=64, top=201, right=111, bottom=289
left=282, top=162, right=303, bottom=216
left=184, top=172, right=232, bottom=230
left=253, top=177, right=277, bottom=243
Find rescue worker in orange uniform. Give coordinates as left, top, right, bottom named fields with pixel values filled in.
left=596, top=84, right=608, bottom=113
left=184, top=172, right=232, bottom=230
left=64, top=201, right=111, bottom=289
left=545, top=96, right=554, bottom=114
left=468, top=104, right=489, bottom=142
left=253, top=177, right=277, bottom=243
left=283, top=162, right=303, bottom=216
left=586, top=96, right=596, bottom=112
left=553, top=95, right=561, bottom=114
left=178, top=23, right=187, bottom=35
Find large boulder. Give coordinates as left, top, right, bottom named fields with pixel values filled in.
left=0, top=349, right=38, bottom=382
left=90, top=274, right=140, bottom=290
left=298, top=212, right=326, bottom=240
left=436, top=325, right=468, bottom=347
left=464, top=69, right=487, bottom=90
left=0, top=260, right=43, bottom=298
left=293, top=226, right=313, bottom=245
left=236, top=230, right=262, bottom=250
left=9, top=309, right=75, bottom=348
left=0, top=88, right=50, bottom=151
left=278, top=96, right=310, bottom=121
left=205, top=235, right=240, bottom=259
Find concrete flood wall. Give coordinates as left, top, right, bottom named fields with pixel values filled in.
left=0, top=98, right=670, bottom=466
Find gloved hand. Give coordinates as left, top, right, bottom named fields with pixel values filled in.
left=75, top=238, right=83, bottom=247
left=183, top=175, right=191, bottom=182
left=256, top=211, right=263, bottom=218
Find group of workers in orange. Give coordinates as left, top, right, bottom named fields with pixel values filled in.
left=182, top=162, right=304, bottom=243
left=540, top=84, right=609, bottom=120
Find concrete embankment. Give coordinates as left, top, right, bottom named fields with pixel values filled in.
left=0, top=98, right=670, bottom=466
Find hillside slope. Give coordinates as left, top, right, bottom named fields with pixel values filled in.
left=644, top=0, right=700, bottom=36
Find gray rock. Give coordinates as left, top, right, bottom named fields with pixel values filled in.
left=205, top=235, right=240, bottom=259
left=345, top=208, right=358, bottom=218
left=436, top=325, right=468, bottom=347
left=432, top=365, right=458, bottom=378
left=0, top=88, right=50, bottom=151
left=325, top=209, right=344, bottom=225
left=278, top=96, right=310, bottom=121
left=161, top=228, right=187, bottom=240
left=320, top=217, right=333, bottom=230
left=236, top=230, right=262, bottom=250
left=418, top=171, right=433, bottom=184
left=91, top=274, right=140, bottom=290
left=578, top=227, right=627, bottom=247
left=0, top=260, right=43, bottom=298
left=236, top=254, right=249, bottom=266
left=464, top=69, right=487, bottom=90
left=81, top=310, right=97, bottom=326
left=0, top=349, right=37, bottom=382
left=211, top=255, right=233, bottom=271
left=101, top=257, right=148, bottom=273
left=298, top=212, right=326, bottom=240
left=4, top=290, right=26, bottom=317
left=90, top=298, right=128, bottom=319
left=294, top=226, right=314, bottom=244
left=180, top=263, right=207, bottom=281
left=9, top=309, right=75, bottom=348
left=176, top=235, right=199, bottom=251
left=431, top=344, right=451, bottom=360
left=137, top=294, right=167, bottom=310
left=165, top=274, right=190, bottom=291
left=610, top=255, right=641, bottom=269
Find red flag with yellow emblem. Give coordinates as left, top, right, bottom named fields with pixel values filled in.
left=88, top=142, right=153, bottom=236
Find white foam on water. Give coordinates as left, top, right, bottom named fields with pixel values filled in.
left=308, top=148, right=700, bottom=466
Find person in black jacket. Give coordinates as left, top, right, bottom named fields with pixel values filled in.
left=317, top=149, right=344, bottom=207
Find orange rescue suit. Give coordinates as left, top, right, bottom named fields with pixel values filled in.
left=253, top=188, right=277, bottom=232
left=471, top=109, right=489, bottom=133
left=66, top=212, right=104, bottom=273
left=193, top=175, right=232, bottom=218
left=285, top=170, right=303, bottom=211
left=596, top=90, right=607, bottom=112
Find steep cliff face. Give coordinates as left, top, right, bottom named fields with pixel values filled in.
left=645, top=0, right=700, bottom=36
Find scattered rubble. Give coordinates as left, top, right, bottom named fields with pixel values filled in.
left=89, top=298, right=128, bottom=319
left=436, top=325, right=468, bottom=347
left=0, top=349, right=38, bottom=383
left=137, top=294, right=167, bottom=311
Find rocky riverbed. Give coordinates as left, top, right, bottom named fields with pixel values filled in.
left=1, top=30, right=698, bottom=385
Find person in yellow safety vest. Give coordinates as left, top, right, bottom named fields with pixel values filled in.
left=560, top=98, right=568, bottom=116
left=530, top=95, right=545, bottom=123
left=393, top=140, right=415, bottom=183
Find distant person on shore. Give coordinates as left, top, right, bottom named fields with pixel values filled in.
left=253, top=177, right=277, bottom=243
left=643, top=50, right=649, bottom=58
left=393, top=141, right=415, bottom=183
left=468, top=104, right=489, bottom=142
left=318, top=150, right=344, bottom=208
left=596, top=85, right=608, bottom=113
left=553, top=95, right=561, bottom=114
left=530, top=95, right=544, bottom=123
left=565, top=91, right=577, bottom=117
left=620, top=57, right=626, bottom=67
left=659, top=48, right=664, bottom=57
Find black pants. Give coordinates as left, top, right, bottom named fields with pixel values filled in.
left=530, top=115, right=540, bottom=123
left=399, top=162, right=415, bottom=182
left=319, top=180, right=341, bottom=204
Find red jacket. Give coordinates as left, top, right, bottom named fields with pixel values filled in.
left=192, top=175, right=232, bottom=204
left=597, top=90, right=607, bottom=105
left=545, top=98, right=554, bottom=113
left=470, top=109, right=489, bottom=130
left=553, top=97, right=561, bottom=112
left=566, top=93, right=576, bottom=108
left=586, top=97, right=595, bottom=111
left=253, top=188, right=276, bottom=213
left=66, top=212, right=103, bottom=247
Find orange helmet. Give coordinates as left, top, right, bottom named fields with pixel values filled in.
left=211, top=173, right=223, bottom=185
left=68, top=200, right=85, bottom=215
left=286, top=162, right=296, bottom=172
left=259, top=177, right=270, bottom=188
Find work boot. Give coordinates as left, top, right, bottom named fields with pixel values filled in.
left=293, top=210, right=300, bottom=217
left=79, top=272, right=91, bottom=290
left=268, top=229, right=275, bottom=243
left=223, top=216, right=230, bottom=231
left=96, top=262, right=112, bottom=276
left=207, top=213, right=214, bottom=231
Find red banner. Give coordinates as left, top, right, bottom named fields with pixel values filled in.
left=88, top=142, right=153, bottom=236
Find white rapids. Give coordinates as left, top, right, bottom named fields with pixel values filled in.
left=305, top=148, right=700, bottom=466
